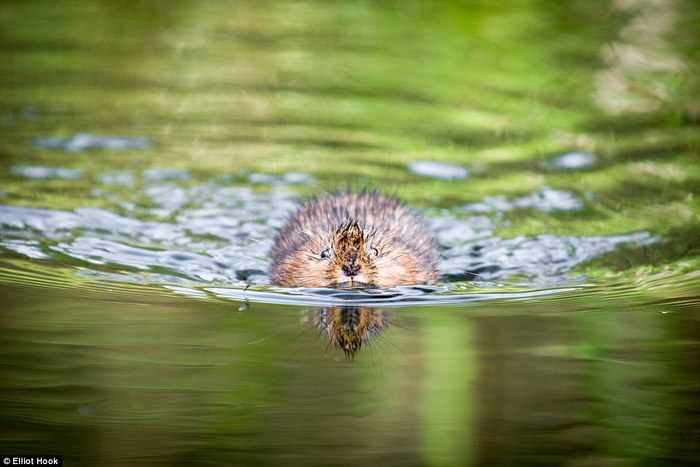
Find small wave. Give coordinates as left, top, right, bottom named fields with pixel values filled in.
left=31, top=133, right=151, bottom=152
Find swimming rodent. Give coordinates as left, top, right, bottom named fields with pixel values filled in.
left=269, top=191, right=439, bottom=287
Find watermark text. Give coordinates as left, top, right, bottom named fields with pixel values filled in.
left=2, top=457, right=62, bottom=466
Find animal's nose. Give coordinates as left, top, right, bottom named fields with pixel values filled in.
left=342, top=262, right=361, bottom=277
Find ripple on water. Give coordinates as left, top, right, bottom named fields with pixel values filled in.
left=204, top=284, right=579, bottom=307
left=249, top=172, right=315, bottom=185
left=31, top=133, right=151, bottom=152
left=0, top=179, right=657, bottom=302
left=548, top=151, right=598, bottom=170
left=456, top=186, right=584, bottom=213
left=99, top=170, right=136, bottom=187
left=439, top=231, right=656, bottom=285
left=10, top=166, right=84, bottom=180
left=142, top=168, right=190, bottom=183
left=408, top=160, right=469, bottom=180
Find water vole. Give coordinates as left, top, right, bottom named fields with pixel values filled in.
left=269, top=191, right=439, bottom=287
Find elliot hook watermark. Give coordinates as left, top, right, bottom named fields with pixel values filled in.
left=2, top=457, right=62, bottom=466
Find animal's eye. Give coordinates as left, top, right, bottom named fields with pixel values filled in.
left=369, top=247, right=379, bottom=257
left=320, top=248, right=331, bottom=259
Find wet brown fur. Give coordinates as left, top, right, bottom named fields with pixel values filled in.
left=269, top=191, right=439, bottom=287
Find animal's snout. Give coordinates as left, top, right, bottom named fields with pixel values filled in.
left=342, top=261, right=361, bottom=277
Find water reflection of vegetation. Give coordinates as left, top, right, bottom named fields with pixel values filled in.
left=2, top=281, right=696, bottom=464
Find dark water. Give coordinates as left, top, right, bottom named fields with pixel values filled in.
left=1, top=0, right=699, bottom=465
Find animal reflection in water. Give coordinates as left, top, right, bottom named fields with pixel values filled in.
left=308, top=307, right=391, bottom=357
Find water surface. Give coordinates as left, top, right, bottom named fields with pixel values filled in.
left=1, top=0, right=699, bottom=465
